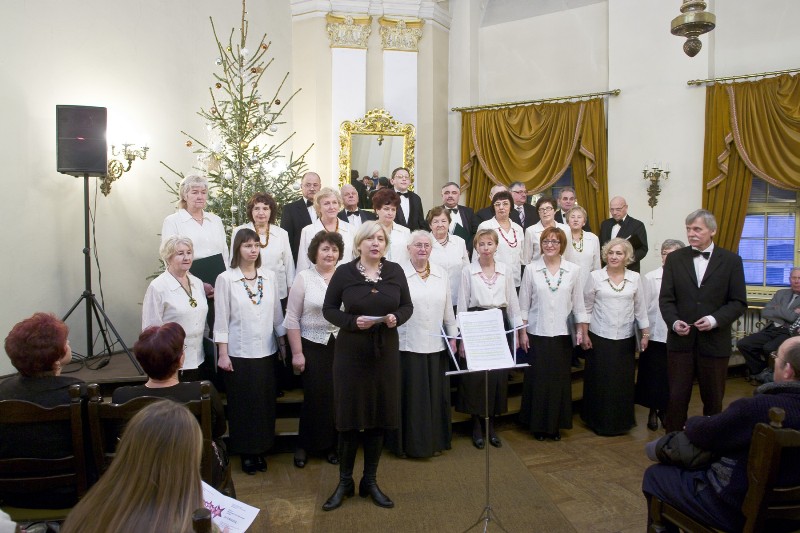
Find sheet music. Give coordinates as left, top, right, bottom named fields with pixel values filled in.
left=202, top=481, right=260, bottom=532
left=458, top=309, right=516, bottom=371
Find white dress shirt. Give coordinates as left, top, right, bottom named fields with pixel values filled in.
left=644, top=267, right=668, bottom=343
left=523, top=221, right=571, bottom=264
left=563, top=230, right=602, bottom=290
left=519, top=258, right=588, bottom=336
left=610, top=216, right=626, bottom=239
left=430, top=234, right=469, bottom=307
left=283, top=268, right=339, bottom=345
left=386, top=223, right=411, bottom=263
left=474, top=218, right=525, bottom=287
left=396, top=190, right=410, bottom=223
left=295, top=219, right=356, bottom=272
left=161, top=209, right=229, bottom=265
left=693, top=242, right=715, bottom=287
left=345, top=210, right=363, bottom=229
left=447, top=207, right=464, bottom=234
left=213, top=267, right=286, bottom=358
left=398, top=262, right=458, bottom=353
left=142, top=271, right=208, bottom=370
left=458, top=261, right=523, bottom=328
left=584, top=267, right=649, bottom=340
left=230, top=223, right=295, bottom=300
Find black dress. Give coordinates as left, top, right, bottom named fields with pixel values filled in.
left=322, top=258, right=414, bottom=431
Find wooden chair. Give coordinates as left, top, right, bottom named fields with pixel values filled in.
left=649, top=407, right=800, bottom=533
left=86, top=381, right=214, bottom=484
left=0, top=384, right=88, bottom=523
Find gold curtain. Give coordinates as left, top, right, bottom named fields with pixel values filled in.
left=459, top=98, right=609, bottom=232
left=702, top=74, right=800, bottom=250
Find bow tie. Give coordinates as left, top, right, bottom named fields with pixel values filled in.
left=448, top=207, right=458, bottom=214
left=347, top=210, right=359, bottom=216
left=397, top=191, right=410, bottom=198
left=692, top=249, right=710, bottom=260
left=305, top=200, right=313, bottom=207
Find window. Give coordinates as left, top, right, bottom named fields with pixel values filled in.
left=529, top=166, right=573, bottom=205
left=738, top=177, right=798, bottom=288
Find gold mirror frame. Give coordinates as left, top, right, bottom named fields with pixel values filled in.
left=338, top=108, right=416, bottom=190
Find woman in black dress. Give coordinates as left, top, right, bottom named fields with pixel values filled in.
left=321, top=221, right=413, bottom=511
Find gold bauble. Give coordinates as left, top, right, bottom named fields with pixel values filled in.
left=239, top=141, right=248, bottom=149
left=211, top=107, right=217, bottom=114
left=215, top=82, right=222, bottom=89
left=226, top=46, right=232, bottom=52
left=185, top=140, right=193, bottom=147
left=253, top=146, right=260, bottom=153
left=261, top=43, right=268, bottom=50
left=274, top=99, right=281, bottom=105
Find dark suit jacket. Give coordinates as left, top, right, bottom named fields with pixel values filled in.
left=445, top=205, right=478, bottom=258
left=659, top=245, right=747, bottom=357
left=510, top=203, right=540, bottom=231
left=475, top=206, right=495, bottom=224
left=338, top=209, right=377, bottom=225
left=555, top=210, right=592, bottom=232
left=395, top=190, right=427, bottom=231
left=761, top=289, right=800, bottom=325
left=280, top=198, right=313, bottom=263
left=599, top=215, right=648, bottom=272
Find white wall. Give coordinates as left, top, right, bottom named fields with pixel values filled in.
left=0, top=0, right=293, bottom=375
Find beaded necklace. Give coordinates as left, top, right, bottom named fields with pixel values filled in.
left=497, top=223, right=519, bottom=248
left=541, top=266, right=565, bottom=292
left=322, top=217, right=340, bottom=234
left=241, top=275, right=264, bottom=304
left=170, top=272, right=198, bottom=308
left=571, top=230, right=584, bottom=252
left=255, top=223, right=271, bottom=248
left=357, top=260, right=383, bottom=283
left=606, top=277, right=628, bottom=293
left=478, top=267, right=499, bottom=288
left=436, top=234, right=449, bottom=247
left=414, top=261, right=431, bottom=280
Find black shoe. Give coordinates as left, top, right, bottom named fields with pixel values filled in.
left=472, top=436, right=485, bottom=449
left=489, top=435, right=502, bottom=448
left=256, top=455, right=267, bottom=472
left=552, top=432, right=561, bottom=441
left=326, top=450, right=339, bottom=465
left=533, top=433, right=546, bottom=441
left=322, top=479, right=355, bottom=511
left=241, top=456, right=257, bottom=475
left=359, top=478, right=394, bottom=508
left=657, top=410, right=665, bottom=428
left=293, top=449, right=306, bottom=469
left=647, top=410, right=659, bottom=431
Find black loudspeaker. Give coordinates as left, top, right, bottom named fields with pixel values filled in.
left=56, top=105, right=108, bottom=177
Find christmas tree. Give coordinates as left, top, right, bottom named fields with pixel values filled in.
left=161, top=0, right=311, bottom=236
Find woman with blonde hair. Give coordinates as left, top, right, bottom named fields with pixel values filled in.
left=296, top=187, right=355, bottom=272
left=62, top=401, right=203, bottom=533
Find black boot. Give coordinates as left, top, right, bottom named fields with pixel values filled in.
left=360, top=429, right=394, bottom=508
left=322, top=431, right=358, bottom=511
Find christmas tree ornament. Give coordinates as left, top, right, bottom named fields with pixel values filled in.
left=185, top=140, right=193, bottom=147
left=215, top=82, right=222, bottom=89
left=211, top=107, right=217, bottom=114
left=274, top=99, right=281, bottom=105
left=269, top=125, right=278, bottom=132
left=215, top=57, right=222, bottom=65
left=239, top=141, right=248, bottom=149
left=261, top=43, right=268, bottom=50
left=231, top=205, right=238, bottom=213
left=241, top=48, right=249, bottom=56
left=253, top=146, right=260, bottom=152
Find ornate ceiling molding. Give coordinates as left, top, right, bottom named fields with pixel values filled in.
left=379, top=16, right=424, bottom=51
left=290, top=1, right=450, bottom=30
left=326, top=13, right=372, bottom=48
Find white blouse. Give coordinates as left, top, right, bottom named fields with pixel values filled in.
left=398, top=261, right=458, bottom=354
left=141, top=271, right=208, bottom=370
left=522, top=221, right=571, bottom=265
left=230, top=223, right=295, bottom=300
left=519, top=258, right=589, bottom=337
left=429, top=234, right=469, bottom=307
left=644, top=267, right=668, bottom=343
left=283, top=268, right=339, bottom=345
left=458, top=261, right=523, bottom=328
left=213, top=267, right=286, bottom=358
left=563, top=230, right=601, bottom=290
left=584, top=267, right=649, bottom=340
left=161, top=209, right=229, bottom=265
left=474, top=218, right=525, bottom=287
left=386, top=223, right=411, bottom=263
left=295, top=219, right=356, bottom=273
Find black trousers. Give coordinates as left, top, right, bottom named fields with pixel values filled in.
left=736, top=324, right=789, bottom=375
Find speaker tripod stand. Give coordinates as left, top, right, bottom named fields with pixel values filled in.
left=62, top=173, right=143, bottom=374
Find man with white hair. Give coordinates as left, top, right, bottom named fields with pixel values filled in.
left=339, top=184, right=376, bottom=229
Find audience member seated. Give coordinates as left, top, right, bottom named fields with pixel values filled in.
left=0, top=312, right=85, bottom=509
left=642, top=336, right=800, bottom=532
left=62, top=401, right=206, bottom=533
left=737, top=267, right=800, bottom=384
left=112, top=323, right=230, bottom=493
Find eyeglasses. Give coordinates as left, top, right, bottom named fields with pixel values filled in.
left=541, top=240, right=560, bottom=246
left=538, top=206, right=554, bottom=213
left=493, top=202, right=511, bottom=208
left=412, top=243, right=432, bottom=250
left=511, top=190, right=527, bottom=195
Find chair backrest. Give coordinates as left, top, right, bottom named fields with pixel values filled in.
left=87, top=382, right=214, bottom=483
left=741, top=406, right=800, bottom=532
left=0, top=383, right=88, bottom=499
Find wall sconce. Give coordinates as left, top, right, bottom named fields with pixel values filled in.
left=102, top=143, right=149, bottom=195
left=643, top=162, right=670, bottom=215
left=671, top=0, right=716, bottom=57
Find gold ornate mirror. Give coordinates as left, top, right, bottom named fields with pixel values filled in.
left=338, top=109, right=416, bottom=189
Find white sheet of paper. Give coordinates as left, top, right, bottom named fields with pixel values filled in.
left=458, top=309, right=515, bottom=371
left=202, top=481, right=260, bottom=533
left=362, top=315, right=387, bottom=323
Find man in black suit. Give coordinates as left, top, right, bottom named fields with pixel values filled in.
left=280, top=171, right=321, bottom=263
left=554, top=186, right=591, bottom=232
left=391, top=167, right=426, bottom=231
left=508, top=181, right=539, bottom=231
left=599, top=196, right=648, bottom=272
left=659, top=209, right=747, bottom=432
left=339, top=184, right=377, bottom=229
left=350, top=169, right=370, bottom=209
left=441, top=181, right=478, bottom=258
left=475, top=184, right=509, bottom=224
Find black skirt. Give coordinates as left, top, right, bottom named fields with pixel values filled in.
left=635, top=340, right=669, bottom=411
left=581, top=332, right=636, bottom=436
left=519, top=334, right=573, bottom=434
left=223, top=355, right=276, bottom=454
left=297, top=336, right=336, bottom=452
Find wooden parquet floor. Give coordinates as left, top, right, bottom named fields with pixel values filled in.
left=231, top=377, right=755, bottom=532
